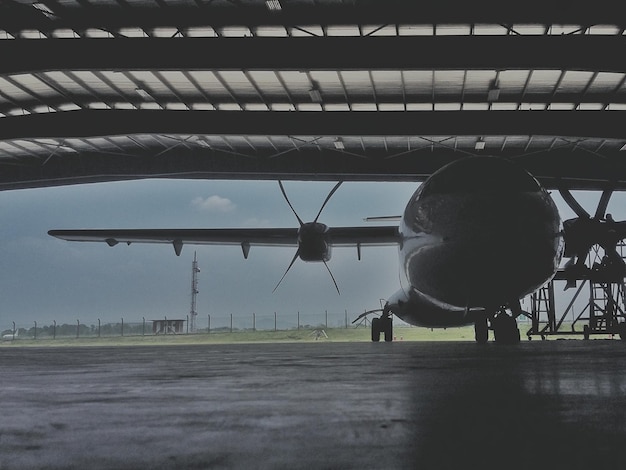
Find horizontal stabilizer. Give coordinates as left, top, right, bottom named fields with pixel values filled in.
left=364, top=215, right=402, bottom=222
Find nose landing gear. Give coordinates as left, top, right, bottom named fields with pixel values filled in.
left=371, top=312, right=393, bottom=342
left=474, top=304, right=522, bottom=344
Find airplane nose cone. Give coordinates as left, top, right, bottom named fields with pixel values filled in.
left=405, top=157, right=562, bottom=308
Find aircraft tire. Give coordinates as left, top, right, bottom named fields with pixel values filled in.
left=493, top=314, right=520, bottom=345
left=383, top=317, right=393, bottom=342
left=371, top=317, right=381, bottom=342
left=474, top=317, right=488, bottom=344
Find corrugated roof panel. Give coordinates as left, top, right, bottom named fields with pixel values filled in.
left=549, top=25, right=583, bottom=35
left=220, top=26, right=252, bottom=37
left=511, top=24, right=545, bottom=35
left=338, top=70, right=373, bottom=96
left=289, top=26, right=324, bottom=37
left=525, top=70, right=563, bottom=93
left=362, top=25, right=396, bottom=36
left=436, top=25, right=471, bottom=35
left=462, top=70, right=496, bottom=94
left=51, top=29, right=77, bottom=38
left=398, top=25, right=433, bottom=36
left=499, top=70, right=536, bottom=91
left=589, top=72, right=625, bottom=93
left=84, top=29, right=113, bottom=38
left=255, top=26, right=288, bottom=37
left=128, top=71, right=178, bottom=100
left=434, top=70, right=466, bottom=95
left=186, top=27, right=219, bottom=37
left=4, top=75, right=53, bottom=99
left=473, top=24, right=509, bottom=35
left=403, top=71, right=434, bottom=95
left=119, top=28, right=148, bottom=38
left=558, top=71, right=596, bottom=93
left=217, top=71, right=258, bottom=100
left=327, top=25, right=360, bottom=36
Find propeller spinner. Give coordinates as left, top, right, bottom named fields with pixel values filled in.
left=273, top=181, right=343, bottom=294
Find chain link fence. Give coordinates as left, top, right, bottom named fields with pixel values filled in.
left=1, top=309, right=378, bottom=340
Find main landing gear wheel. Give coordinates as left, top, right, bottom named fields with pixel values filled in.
left=474, top=316, right=489, bottom=344
left=492, top=313, right=520, bottom=344
left=371, top=316, right=393, bottom=342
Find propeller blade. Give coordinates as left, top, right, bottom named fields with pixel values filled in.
left=558, top=188, right=590, bottom=219
left=272, top=249, right=300, bottom=293
left=278, top=181, right=304, bottom=226
left=313, top=181, right=343, bottom=223
left=322, top=260, right=341, bottom=295
left=595, top=188, right=613, bottom=220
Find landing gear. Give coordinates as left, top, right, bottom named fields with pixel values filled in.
left=492, top=312, right=520, bottom=344
left=474, top=315, right=489, bottom=344
left=474, top=306, right=521, bottom=344
left=371, top=311, right=393, bottom=342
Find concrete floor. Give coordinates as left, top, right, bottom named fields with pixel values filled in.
left=1, top=341, right=626, bottom=469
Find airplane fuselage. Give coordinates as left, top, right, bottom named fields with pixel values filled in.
left=388, top=157, right=564, bottom=327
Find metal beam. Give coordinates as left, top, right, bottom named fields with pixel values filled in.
left=2, top=110, right=626, bottom=141
left=2, top=2, right=626, bottom=32
left=1, top=36, right=626, bottom=75
left=1, top=145, right=626, bottom=192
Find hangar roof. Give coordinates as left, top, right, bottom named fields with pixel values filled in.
left=1, top=0, right=626, bottom=190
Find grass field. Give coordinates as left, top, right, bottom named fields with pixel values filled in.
left=1, top=322, right=608, bottom=347
left=0, top=324, right=484, bottom=347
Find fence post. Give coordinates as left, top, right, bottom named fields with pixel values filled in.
left=208, top=314, right=211, bottom=334
left=186, top=315, right=189, bottom=334
left=53, top=320, right=56, bottom=340
left=297, top=311, right=300, bottom=330
left=76, top=319, right=80, bottom=338
left=253, top=313, right=256, bottom=331
left=325, top=310, right=328, bottom=329
left=345, top=309, right=348, bottom=329
left=274, top=312, right=277, bottom=332
left=230, top=314, right=233, bottom=333
left=34, top=321, right=37, bottom=340
left=98, top=319, right=101, bottom=338
left=12, top=321, right=15, bottom=340
left=121, top=318, right=124, bottom=337
left=142, top=317, right=145, bottom=336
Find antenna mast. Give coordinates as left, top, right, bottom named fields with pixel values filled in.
left=190, top=251, right=200, bottom=333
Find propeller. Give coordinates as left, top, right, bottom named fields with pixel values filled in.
left=272, top=181, right=343, bottom=294
left=559, top=187, right=626, bottom=287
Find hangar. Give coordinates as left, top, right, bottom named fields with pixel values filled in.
left=4, top=0, right=626, bottom=341
left=1, top=0, right=626, bottom=192
left=5, top=3, right=626, bottom=468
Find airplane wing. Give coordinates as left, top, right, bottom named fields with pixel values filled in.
left=48, top=226, right=400, bottom=256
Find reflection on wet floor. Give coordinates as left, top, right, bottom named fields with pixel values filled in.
left=1, top=341, right=626, bottom=469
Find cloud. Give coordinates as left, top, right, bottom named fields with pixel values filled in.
left=191, top=195, right=236, bottom=213
left=243, top=217, right=272, bottom=228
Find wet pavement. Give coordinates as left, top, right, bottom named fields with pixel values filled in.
left=1, top=341, right=626, bottom=469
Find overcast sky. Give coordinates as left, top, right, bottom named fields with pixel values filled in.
left=0, top=177, right=622, bottom=331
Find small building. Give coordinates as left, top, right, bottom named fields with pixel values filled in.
left=152, top=319, right=186, bottom=335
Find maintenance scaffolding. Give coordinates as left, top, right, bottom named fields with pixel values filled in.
left=526, top=241, right=626, bottom=339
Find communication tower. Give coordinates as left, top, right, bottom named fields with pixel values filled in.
left=190, top=251, right=200, bottom=333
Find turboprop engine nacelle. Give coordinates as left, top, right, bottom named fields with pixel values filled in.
left=298, top=222, right=332, bottom=262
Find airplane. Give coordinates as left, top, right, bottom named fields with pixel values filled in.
left=2, top=328, right=19, bottom=341
left=48, top=156, right=626, bottom=344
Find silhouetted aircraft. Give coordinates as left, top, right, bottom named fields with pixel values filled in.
left=2, top=328, right=19, bottom=341
left=49, top=156, right=626, bottom=343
